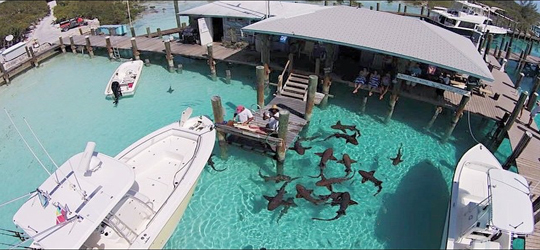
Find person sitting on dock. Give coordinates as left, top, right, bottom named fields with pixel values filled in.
left=367, top=70, right=380, bottom=96
left=379, top=72, right=391, bottom=100
left=527, top=101, right=540, bottom=127
left=352, top=68, right=369, bottom=94
left=233, top=105, right=254, bottom=125
left=263, top=104, right=280, bottom=134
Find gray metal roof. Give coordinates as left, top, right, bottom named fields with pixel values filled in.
left=178, top=1, right=326, bottom=20
left=242, top=6, right=494, bottom=81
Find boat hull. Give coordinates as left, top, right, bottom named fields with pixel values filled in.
left=104, top=60, right=144, bottom=97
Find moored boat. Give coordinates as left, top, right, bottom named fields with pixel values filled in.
left=12, top=108, right=216, bottom=249
left=443, top=143, right=534, bottom=249
left=104, top=60, right=144, bottom=102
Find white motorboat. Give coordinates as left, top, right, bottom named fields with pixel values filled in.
left=442, top=144, right=534, bottom=249
left=104, top=60, right=144, bottom=98
left=12, top=108, right=216, bottom=249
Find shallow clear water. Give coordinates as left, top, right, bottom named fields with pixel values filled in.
left=0, top=1, right=516, bottom=249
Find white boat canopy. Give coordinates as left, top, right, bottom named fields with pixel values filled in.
left=178, top=1, right=326, bottom=20
left=242, top=6, right=494, bottom=82
left=488, top=168, right=534, bottom=235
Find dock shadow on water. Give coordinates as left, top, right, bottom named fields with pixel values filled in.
left=374, top=160, right=449, bottom=249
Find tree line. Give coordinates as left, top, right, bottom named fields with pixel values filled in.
left=54, top=1, right=145, bottom=25
left=0, top=0, right=49, bottom=48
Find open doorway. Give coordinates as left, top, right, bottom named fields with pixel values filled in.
left=212, top=18, right=224, bottom=42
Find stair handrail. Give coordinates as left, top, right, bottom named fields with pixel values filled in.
left=277, top=59, right=291, bottom=94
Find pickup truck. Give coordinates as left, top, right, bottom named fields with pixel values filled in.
left=59, top=17, right=87, bottom=32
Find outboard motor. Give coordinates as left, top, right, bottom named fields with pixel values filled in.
left=111, top=81, right=122, bottom=104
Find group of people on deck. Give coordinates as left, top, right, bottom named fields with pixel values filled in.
left=231, top=104, right=280, bottom=135
left=352, top=68, right=392, bottom=99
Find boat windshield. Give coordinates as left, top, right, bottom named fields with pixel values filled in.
left=488, top=169, right=534, bottom=235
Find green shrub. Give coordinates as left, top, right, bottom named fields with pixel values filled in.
left=0, top=0, right=49, bottom=47
left=54, top=1, right=145, bottom=25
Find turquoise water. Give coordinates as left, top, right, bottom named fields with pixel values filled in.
left=0, top=1, right=517, bottom=249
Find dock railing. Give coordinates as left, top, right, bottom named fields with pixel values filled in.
left=277, top=59, right=290, bottom=94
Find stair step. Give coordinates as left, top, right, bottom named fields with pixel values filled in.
left=288, top=76, right=310, bottom=84
left=290, top=73, right=310, bottom=80
left=285, top=81, right=308, bottom=89
left=281, top=91, right=305, bottom=100
left=283, top=85, right=306, bottom=94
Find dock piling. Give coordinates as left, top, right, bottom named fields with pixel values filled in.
left=59, top=36, right=66, bottom=53
left=398, top=3, right=401, bottom=12
left=157, top=28, right=163, bottom=39
left=90, top=28, right=96, bottom=36
left=24, top=46, right=31, bottom=58
left=144, top=59, right=150, bottom=67
left=503, top=131, right=532, bottom=170
left=0, top=63, right=10, bottom=84
left=105, top=36, right=114, bottom=60
left=79, top=27, right=83, bottom=35
left=360, top=94, right=368, bottom=113
left=256, top=66, right=265, bottom=109
left=69, top=35, right=76, bottom=54
left=130, top=38, right=140, bottom=60
left=505, top=35, right=514, bottom=60
left=527, top=77, right=540, bottom=110
left=385, top=79, right=402, bottom=123
left=442, top=94, right=470, bottom=143
left=226, top=69, right=231, bottom=84
left=403, top=5, right=407, bottom=13
left=276, top=110, right=290, bottom=175
left=483, top=34, right=492, bottom=61
left=211, top=96, right=228, bottom=159
left=499, top=59, right=507, bottom=72
left=146, top=27, right=151, bottom=38
left=177, top=64, right=183, bottom=74
left=164, top=40, right=174, bottom=72
left=288, top=53, right=294, bottom=72
left=492, top=91, right=528, bottom=151
left=315, top=58, right=320, bottom=76
left=130, top=26, right=136, bottom=37
left=84, top=36, right=94, bottom=58
left=305, top=75, right=318, bottom=122
left=490, top=112, right=510, bottom=142
left=377, top=3, right=380, bottom=11
left=425, top=106, right=443, bottom=130
left=207, top=44, right=216, bottom=81
left=516, top=72, right=525, bottom=90
left=527, top=93, right=539, bottom=111
left=320, top=67, right=332, bottom=108
left=420, top=6, right=424, bottom=15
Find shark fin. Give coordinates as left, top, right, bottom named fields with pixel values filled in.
left=351, top=159, right=357, bottom=163
left=369, top=170, right=375, bottom=174
left=315, top=152, right=323, bottom=157
left=337, top=160, right=343, bottom=164
left=330, top=155, right=338, bottom=161
left=349, top=200, right=358, bottom=205
left=263, top=195, right=273, bottom=201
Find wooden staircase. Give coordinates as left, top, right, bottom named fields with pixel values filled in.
left=280, top=72, right=310, bottom=101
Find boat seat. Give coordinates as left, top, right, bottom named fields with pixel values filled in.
left=461, top=194, right=484, bottom=206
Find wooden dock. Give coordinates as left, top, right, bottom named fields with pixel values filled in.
left=489, top=50, right=540, bottom=65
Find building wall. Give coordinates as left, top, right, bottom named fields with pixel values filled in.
left=223, top=17, right=253, bottom=43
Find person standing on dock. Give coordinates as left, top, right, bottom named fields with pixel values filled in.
left=527, top=101, right=540, bottom=127
left=233, top=105, right=254, bottom=125
left=263, top=104, right=280, bottom=133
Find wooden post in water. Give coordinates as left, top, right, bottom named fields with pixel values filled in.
left=527, top=92, right=539, bottom=111
left=503, top=131, right=532, bottom=170
left=305, top=75, right=318, bottom=123
left=146, top=27, right=151, bottom=38
left=157, top=28, right=163, bottom=39
left=58, top=36, right=66, bottom=53
left=483, top=33, right=492, bottom=61
left=505, top=35, right=514, bottom=60
left=527, top=77, right=540, bottom=110
left=370, top=6, right=373, bottom=10
left=497, top=41, right=505, bottom=60
left=79, top=27, right=83, bottom=35
left=207, top=44, right=216, bottom=81
left=398, top=3, right=401, bottom=13
left=130, top=26, right=136, bottom=37
left=85, top=35, right=94, bottom=58
left=69, top=36, right=76, bottom=54
left=492, top=91, right=529, bottom=151
left=427, top=9, right=430, bottom=17
left=315, top=58, right=320, bottom=76
left=130, top=38, right=140, bottom=60
left=320, top=67, right=332, bottom=108
left=377, top=3, right=380, bottom=11
left=499, top=59, right=507, bottom=72
left=144, top=59, right=150, bottom=66
left=105, top=36, right=114, bottom=60
left=211, top=96, right=228, bottom=159
left=256, top=65, right=265, bottom=109
left=28, top=47, right=39, bottom=67
left=174, top=0, right=182, bottom=37
left=385, top=79, right=402, bottom=123
left=91, top=28, right=95, bottom=36
left=360, top=93, right=369, bottom=113
left=276, top=110, right=290, bottom=175
left=177, top=64, right=183, bottom=74
left=164, top=40, right=174, bottom=72
left=491, top=112, right=510, bottom=143
left=425, top=106, right=443, bottom=130
left=515, top=72, right=525, bottom=90
left=0, top=63, right=10, bottom=84
left=288, top=53, right=294, bottom=72
left=442, top=94, right=470, bottom=143
left=403, top=5, right=407, bottom=13
left=226, top=69, right=231, bottom=84
left=420, top=6, right=424, bottom=15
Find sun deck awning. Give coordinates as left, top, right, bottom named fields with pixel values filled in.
left=488, top=169, right=534, bottom=235
left=242, top=6, right=494, bottom=82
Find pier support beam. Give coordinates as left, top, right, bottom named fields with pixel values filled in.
left=305, top=75, right=318, bottom=123
left=130, top=26, right=136, bottom=37
left=503, top=131, right=532, bottom=170
left=226, top=69, right=231, bottom=84
left=256, top=65, right=265, bottom=109
left=496, top=41, right=505, bottom=60
left=377, top=3, right=380, bottom=11
left=207, top=43, right=216, bottom=81
left=499, top=59, right=507, bottom=72
left=177, top=64, right=183, bottom=74
left=425, top=106, right=443, bottom=130
left=527, top=77, right=540, bottom=110
left=105, top=36, right=114, bottom=60
left=69, top=36, right=76, bottom=54
left=442, top=94, right=470, bottom=143
left=174, top=0, right=182, bottom=37
left=505, top=35, right=514, bottom=60
left=0, top=63, right=10, bottom=84
left=90, top=28, right=95, bottom=36
left=164, top=40, right=174, bottom=72
left=515, top=72, right=525, bottom=90
left=528, top=93, right=539, bottom=111
left=385, top=79, right=402, bottom=123
left=79, top=27, right=83, bottom=35
left=288, top=53, right=294, bottom=72
left=483, top=33, right=492, bottom=61
left=276, top=110, right=290, bottom=175
left=146, top=27, right=151, bottom=38
left=130, top=38, right=140, bottom=61
left=320, top=67, right=332, bottom=108
left=58, top=36, right=66, bottom=53
left=157, top=28, right=163, bottom=39
left=85, top=36, right=94, bottom=58
left=211, top=96, right=228, bottom=159
left=315, top=58, right=320, bottom=76
left=260, top=34, right=270, bottom=65
left=492, top=91, right=528, bottom=151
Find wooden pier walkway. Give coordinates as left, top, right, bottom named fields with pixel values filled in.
left=489, top=50, right=540, bottom=65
